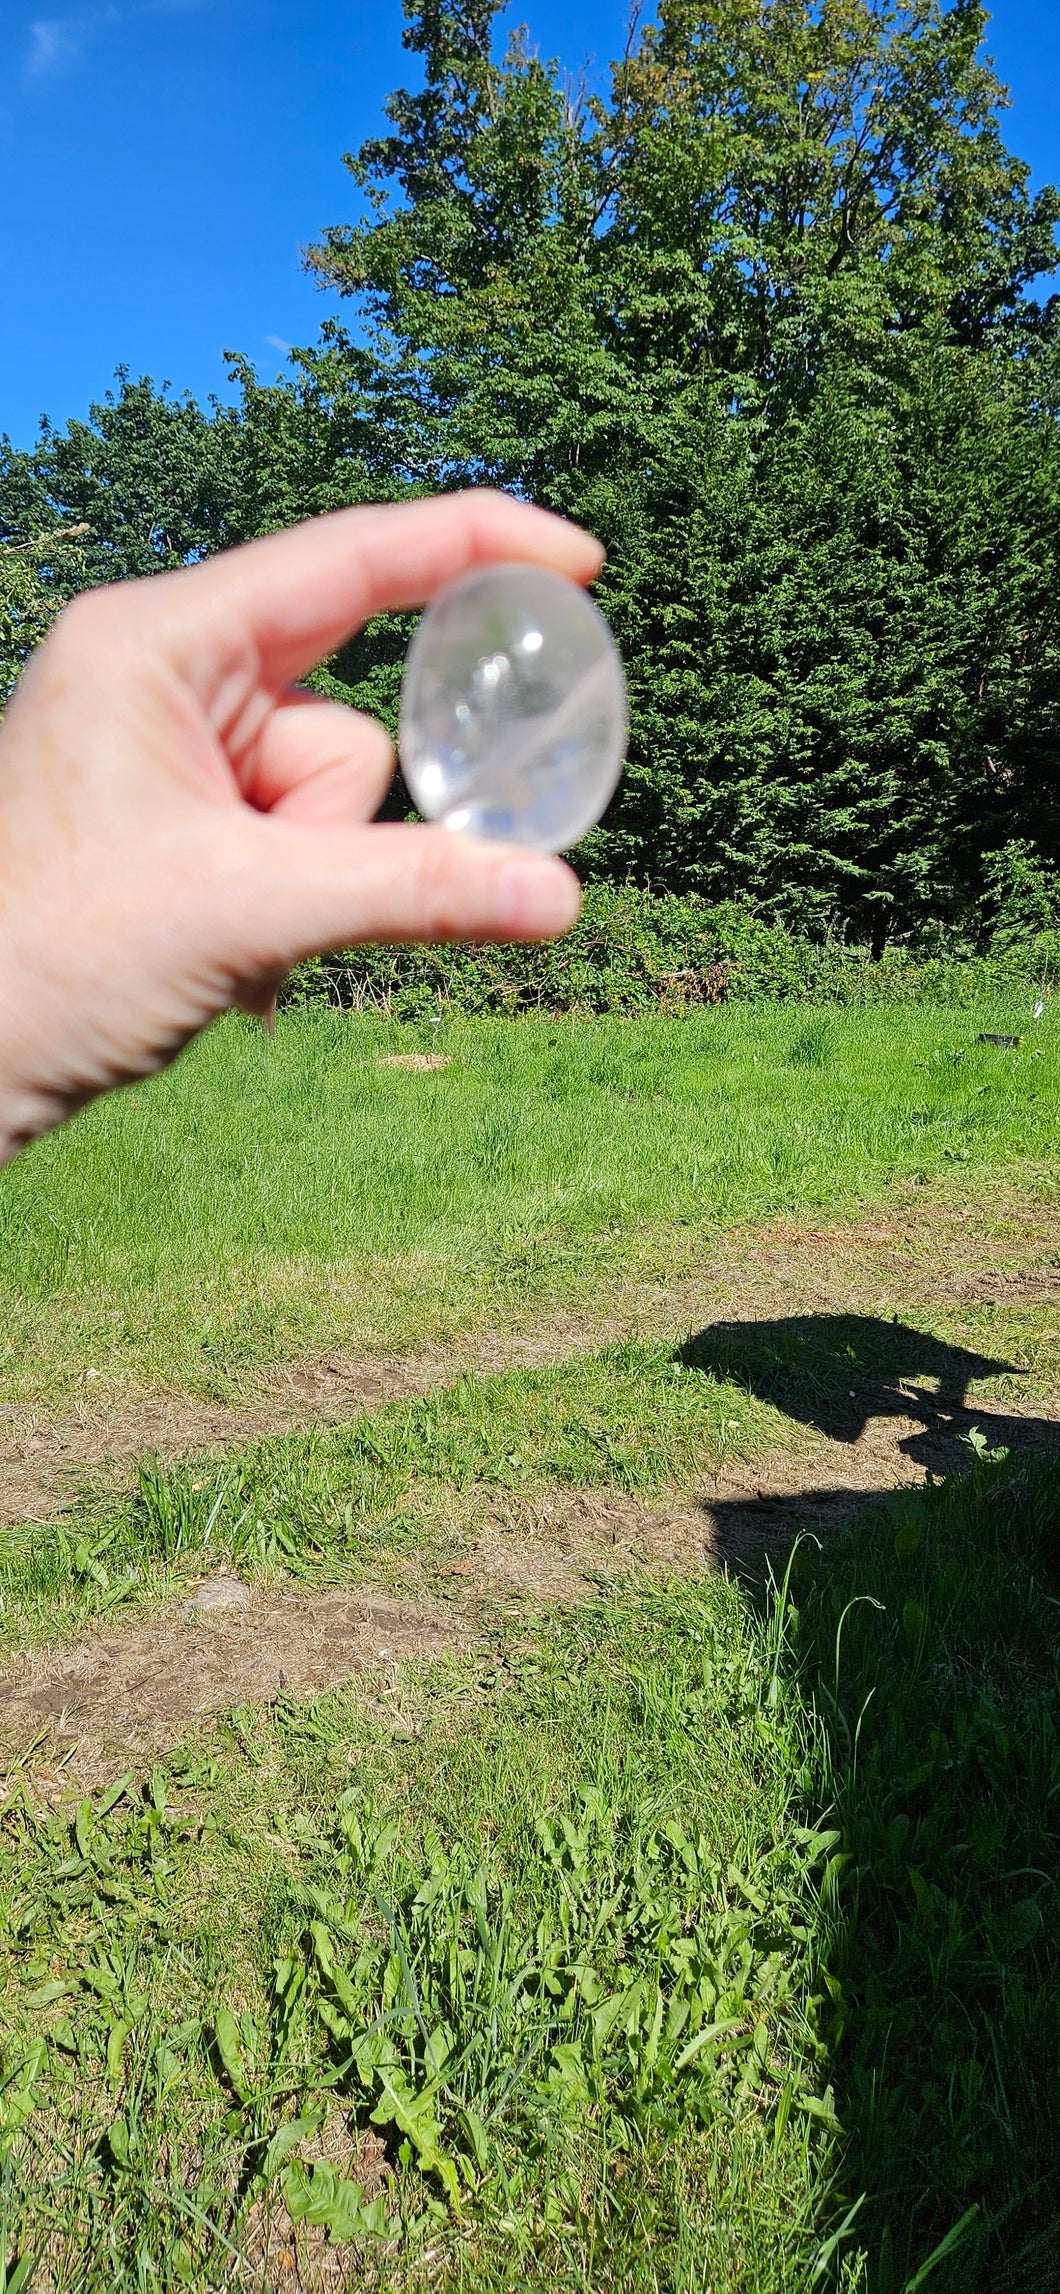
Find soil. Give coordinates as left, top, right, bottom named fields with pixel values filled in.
left=0, top=1586, right=472, bottom=1787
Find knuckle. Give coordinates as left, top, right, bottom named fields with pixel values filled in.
left=52, top=584, right=122, bottom=653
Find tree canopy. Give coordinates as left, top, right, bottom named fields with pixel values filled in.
left=3, top=0, right=1059, bottom=942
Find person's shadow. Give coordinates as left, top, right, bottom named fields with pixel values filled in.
left=674, top=1312, right=1059, bottom=1561
left=675, top=1312, right=1060, bottom=2287
left=677, top=1311, right=1056, bottom=1473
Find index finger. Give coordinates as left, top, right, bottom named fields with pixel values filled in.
left=155, top=490, right=606, bottom=700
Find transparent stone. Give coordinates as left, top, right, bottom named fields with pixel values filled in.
left=399, top=562, right=627, bottom=852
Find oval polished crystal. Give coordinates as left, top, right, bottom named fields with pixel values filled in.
left=399, top=562, right=627, bottom=852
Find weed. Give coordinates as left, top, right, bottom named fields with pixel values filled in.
left=1, top=1446, right=1059, bottom=2286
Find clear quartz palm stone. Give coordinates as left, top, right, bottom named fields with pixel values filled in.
left=399, top=562, right=627, bottom=852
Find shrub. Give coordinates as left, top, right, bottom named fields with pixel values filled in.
left=282, top=887, right=1060, bottom=1018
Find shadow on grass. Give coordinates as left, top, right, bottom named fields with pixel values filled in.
left=678, top=1309, right=1042, bottom=1463
left=680, top=1315, right=1060, bottom=2293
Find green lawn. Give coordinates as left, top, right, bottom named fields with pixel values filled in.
left=1, top=1443, right=1058, bottom=2291
left=0, top=1001, right=1056, bottom=1404
left=1, top=1006, right=1058, bottom=2290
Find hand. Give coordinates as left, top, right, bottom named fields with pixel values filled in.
left=0, top=491, right=601, bottom=1163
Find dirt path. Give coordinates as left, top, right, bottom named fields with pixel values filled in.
left=2, top=1174, right=1058, bottom=1529
left=2, top=1174, right=1058, bottom=1784
left=0, top=1585, right=474, bottom=1787
left=4, top=1372, right=1055, bottom=1787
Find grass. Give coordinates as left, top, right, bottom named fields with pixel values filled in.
left=0, top=1572, right=850, bottom=2290
left=0, top=1001, right=1057, bottom=1404
left=0, top=1006, right=1058, bottom=2287
left=1, top=1441, right=1058, bottom=2290
left=795, top=1451, right=1060, bottom=2291
left=0, top=1339, right=785, bottom=1653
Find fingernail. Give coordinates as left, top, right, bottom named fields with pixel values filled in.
left=495, top=857, right=582, bottom=937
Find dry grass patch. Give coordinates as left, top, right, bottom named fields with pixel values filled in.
left=375, top=1053, right=453, bottom=1071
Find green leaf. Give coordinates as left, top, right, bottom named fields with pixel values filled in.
left=893, top=1513, right=924, bottom=1560
left=280, top=2160, right=370, bottom=2241
left=674, top=2019, right=743, bottom=2072
left=368, top=2068, right=460, bottom=2206
left=108, top=2114, right=131, bottom=2169
left=1, top=2256, right=37, bottom=2294
left=214, top=2007, right=251, bottom=2102
left=96, top=1774, right=134, bottom=1818
left=903, top=2204, right=980, bottom=2290
left=263, top=2113, right=325, bottom=2183
left=902, top=1599, right=927, bottom=1650
left=106, top=2019, right=130, bottom=2085
left=797, top=2088, right=844, bottom=2135
left=458, top=2107, right=490, bottom=2176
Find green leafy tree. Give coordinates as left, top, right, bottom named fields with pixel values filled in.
left=308, top=0, right=1060, bottom=936
left=0, top=372, right=246, bottom=591
left=0, top=357, right=416, bottom=746
left=0, top=523, right=90, bottom=700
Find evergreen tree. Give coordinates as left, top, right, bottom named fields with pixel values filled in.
left=308, top=0, right=1060, bottom=936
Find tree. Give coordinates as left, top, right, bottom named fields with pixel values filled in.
left=595, top=332, right=1060, bottom=935
left=307, top=0, right=1060, bottom=937
left=0, top=371, right=248, bottom=595
left=0, top=354, right=420, bottom=745
left=0, top=523, right=89, bottom=700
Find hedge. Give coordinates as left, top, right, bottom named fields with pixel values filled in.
left=281, top=887, right=1060, bottom=1018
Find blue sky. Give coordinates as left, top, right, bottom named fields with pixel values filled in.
left=2, top=0, right=1058, bottom=450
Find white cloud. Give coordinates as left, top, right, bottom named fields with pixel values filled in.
left=24, top=4, right=129, bottom=83
left=265, top=335, right=291, bottom=354
left=25, top=17, right=87, bottom=78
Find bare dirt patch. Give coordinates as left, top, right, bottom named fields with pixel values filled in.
left=375, top=1052, right=452, bottom=1070
left=0, top=1585, right=474, bottom=1787
left=446, top=1485, right=712, bottom=1603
